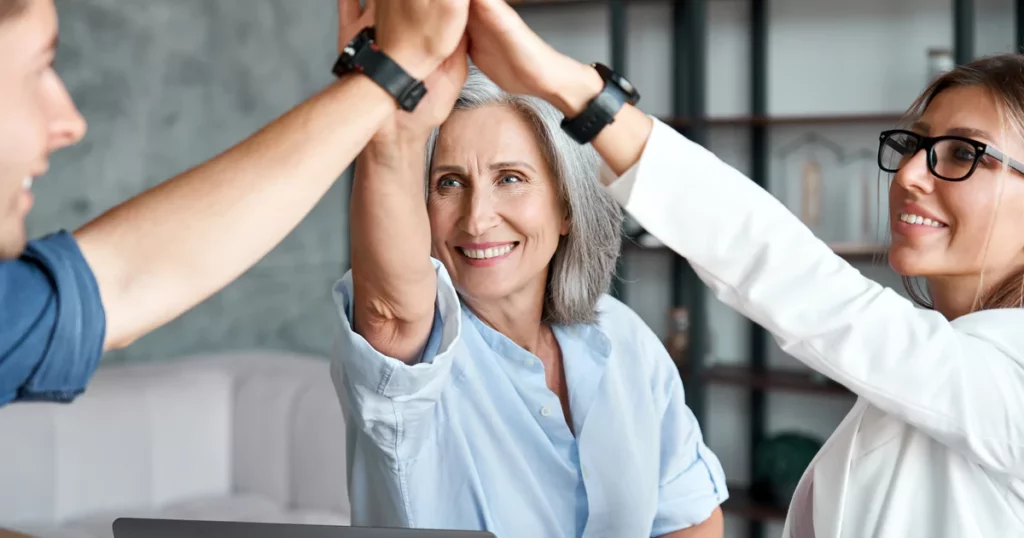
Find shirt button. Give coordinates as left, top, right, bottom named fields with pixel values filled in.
left=540, top=406, right=552, bottom=417
left=524, top=358, right=534, bottom=367
left=582, top=467, right=590, bottom=479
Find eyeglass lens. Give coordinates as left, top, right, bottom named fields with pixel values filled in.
left=880, top=131, right=980, bottom=180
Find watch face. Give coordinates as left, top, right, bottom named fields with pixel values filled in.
left=617, top=75, right=635, bottom=95
left=593, top=62, right=640, bottom=105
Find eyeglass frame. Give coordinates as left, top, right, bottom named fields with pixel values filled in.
left=877, top=128, right=1024, bottom=181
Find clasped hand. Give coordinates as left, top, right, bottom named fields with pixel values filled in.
left=338, top=0, right=603, bottom=141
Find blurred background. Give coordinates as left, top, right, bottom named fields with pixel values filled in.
left=18, top=0, right=1022, bottom=536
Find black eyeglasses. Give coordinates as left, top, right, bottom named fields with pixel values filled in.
left=878, top=129, right=1024, bottom=181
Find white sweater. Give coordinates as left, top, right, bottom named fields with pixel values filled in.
left=600, top=117, right=1024, bottom=538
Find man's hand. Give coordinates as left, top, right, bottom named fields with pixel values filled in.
left=341, top=0, right=468, bottom=145
left=337, top=0, right=373, bottom=52
left=374, top=0, right=470, bottom=81
left=466, top=0, right=601, bottom=117
left=375, top=37, right=469, bottom=145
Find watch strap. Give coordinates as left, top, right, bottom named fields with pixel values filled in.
left=561, top=63, right=641, bottom=145
left=332, top=27, right=427, bottom=112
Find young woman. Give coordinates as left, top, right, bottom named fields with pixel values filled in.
left=462, top=0, right=1024, bottom=535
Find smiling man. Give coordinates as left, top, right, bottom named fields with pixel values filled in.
left=0, top=0, right=469, bottom=405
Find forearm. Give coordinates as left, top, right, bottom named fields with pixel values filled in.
left=658, top=508, right=724, bottom=538
left=350, top=136, right=437, bottom=362
left=542, top=61, right=653, bottom=177
left=74, top=75, right=397, bottom=350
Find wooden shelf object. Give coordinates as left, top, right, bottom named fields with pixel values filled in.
left=829, top=242, right=888, bottom=261
left=703, top=365, right=853, bottom=396
left=722, top=485, right=789, bottom=522
left=624, top=238, right=888, bottom=263
left=508, top=0, right=596, bottom=5
left=662, top=113, right=907, bottom=128
left=508, top=0, right=664, bottom=5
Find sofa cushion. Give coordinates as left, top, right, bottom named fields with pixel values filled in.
left=0, top=366, right=233, bottom=526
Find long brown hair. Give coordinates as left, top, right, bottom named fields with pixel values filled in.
left=898, top=53, right=1024, bottom=311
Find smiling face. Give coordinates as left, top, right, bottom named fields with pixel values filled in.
left=888, top=84, right=1024, bottom=292
left=427, top=104, right=569, bottom=309
left=0, top=0, right=87, bottom=258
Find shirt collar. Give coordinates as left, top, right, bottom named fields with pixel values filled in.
left=461, top=304, right=612, bottom=364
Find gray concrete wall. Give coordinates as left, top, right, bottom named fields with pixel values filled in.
left=29, top=0, right=349, bottom=363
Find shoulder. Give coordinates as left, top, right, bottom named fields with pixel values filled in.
left=2, top=231, right=97, bottom=308
left=950, top=307, right=1024, bottom=361
left=593, top=293, right=673, bottom=372
left=595, top=294, right=661, bottom=342
left=595, top=293, right=654, bottom=336
left=0, top=231, right=105, bottom=403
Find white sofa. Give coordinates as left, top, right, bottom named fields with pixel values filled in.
left=0, top=352, right=351, bottom=538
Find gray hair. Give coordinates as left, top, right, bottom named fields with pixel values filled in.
left=425, top=68, right=623, bottom=325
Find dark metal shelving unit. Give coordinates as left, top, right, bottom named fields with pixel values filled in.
left=512, top=0, right=988, bottom=536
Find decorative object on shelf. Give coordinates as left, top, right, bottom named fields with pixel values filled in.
left=850, top=148, right=885, bottom=244
left=666, top=307, right=690, bottom=376
left=800, top=159, right=823, bottom=229
left=776, top=133, right=894, bottom=246
left=775, top=132, right=845, bottom=243
left=927, top=48, right=955, bottom=84
left=751, top=432, right=824, bottom=509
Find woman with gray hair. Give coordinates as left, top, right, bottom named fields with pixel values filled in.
left=332, top=50, right=727, bottom=537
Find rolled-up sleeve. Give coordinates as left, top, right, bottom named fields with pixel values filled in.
left=652, top=366, right=729, bottom=535
left=330, top=258, right=463, bottom=461
left=0, top=231, right=106, bottom=406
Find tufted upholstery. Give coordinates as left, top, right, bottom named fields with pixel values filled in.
left=0, top=352, right=350, bottom=538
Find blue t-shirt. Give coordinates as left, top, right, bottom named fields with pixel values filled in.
left=0, top=231, right=105, bottom=406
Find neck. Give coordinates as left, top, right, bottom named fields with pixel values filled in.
left=461, top=276, right=549, bottom=353
left=927, top=278, right=979, bottom=320
left=927, top=272, right=1009, bottom=320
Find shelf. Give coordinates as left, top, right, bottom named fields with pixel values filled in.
left=829, top=242, right=887, bottom=261
left=722, top=485, right=788, bottom=522
left=509, top=0, right=664, bottom=5
left=703, top=364, right=852, bottom=396
left=662, top=113, right=906, bottom=128
left=624, top=237, right=888, bottom=262
left=508, top=0, right=597, bottom=4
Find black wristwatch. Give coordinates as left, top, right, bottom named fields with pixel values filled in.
left=561, top=63, right=641, bottom=144
left=332, top=27, right=427, bottom=112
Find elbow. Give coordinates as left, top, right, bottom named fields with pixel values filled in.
left=354, top=311, right=434, bottom=365
left=102, top=327, right=139, bottom=352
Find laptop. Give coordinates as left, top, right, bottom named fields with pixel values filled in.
left=112, top=518, right=498, bottom=538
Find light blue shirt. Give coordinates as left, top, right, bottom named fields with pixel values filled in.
left=331, top=260, right=728, bottom=537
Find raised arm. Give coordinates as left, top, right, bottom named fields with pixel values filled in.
left=331, top=19, right=469, bottom=461
left=73, top=0, right=467, bottom=351
left=467, top=0, right=1024, bottom=477
left=350, top=37, right=468, bottom=363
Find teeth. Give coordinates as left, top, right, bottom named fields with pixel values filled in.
left=900, top=213, right=945, bottom=227
left=22, top=176, right=33, bottom=190
left=461, top=244, right=515, bottom=260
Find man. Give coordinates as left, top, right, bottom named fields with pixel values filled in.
left=0, top=0, right=469, bottom=406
